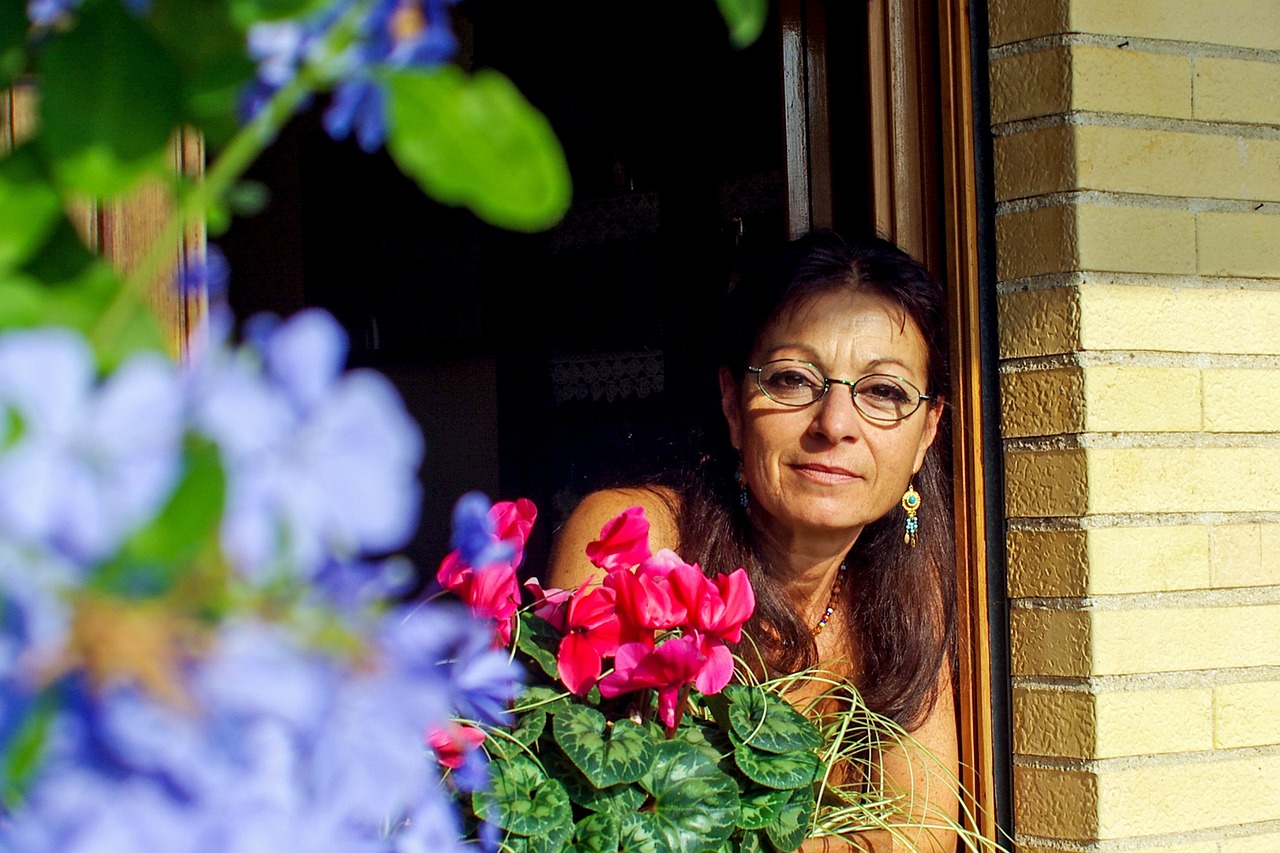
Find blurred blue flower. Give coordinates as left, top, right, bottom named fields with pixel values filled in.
left=448, top=491, right=514, bottom=569
left=0, top=329, right=184, bottom=564
left=27, top=0, right=149, bottom=26
left=0, top=602, right=518, bottom=852
left=186, top=308, right=424, bottom=582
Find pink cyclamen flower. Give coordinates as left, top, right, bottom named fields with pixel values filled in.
left=436, top=555, right=521, bottom=646
left=584, top=506, right=651, bottom=571
left=604, top=558, right=688, bottom=641
left=668, top=564, right=756, bottom=695
left=523, top=577, right=573, bottom=632
left=426, top=722, right=487, bottom=771
left=557, top=582, right=623, bottom=695
left=491, top=498, right=537, bottom=567
left=598, top=636, right=706, bottom=729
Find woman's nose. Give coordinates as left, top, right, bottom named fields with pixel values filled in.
left=809, top=383, right=863, bottom=442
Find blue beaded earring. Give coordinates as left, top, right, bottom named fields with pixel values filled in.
left=735, top=463, right=749, bottom=509
left=902, top=484, right=921, bottom=547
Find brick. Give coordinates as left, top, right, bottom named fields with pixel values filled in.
left=997, top=286, right=1079, bottom=358
left=1072, top=45, right=1193, bottom=119
left=1088, top=447, right=1280, bottom=515
left=1004, top=449, right=1088, bottom=518
left=1012, top=765, right=1098, bottom=839
left=1010, top=526, right=1212, bottom=598
left=1215, top=680, right=1280, bottom=748
left=989, top=47, right=1071, bottom=124
left=1011, top=608, right=1090, bottom=677
left=1223, top=834, right=1280, bottom=853
left=987, top=0, right=1068, bottom=46
left=1209, top=524, right=1268, bottom=587
left=1198, top=211, right=1280, bottom=279
left=1195, top=56, right=1280, bottom=125
left=1077, top=283, right=1280, bottom=356
left=1000, top=367, right=1084, bottom=438
left=1091, top=604, right=1280, bottom=674
left=1088, top=525, right=1211, bottom=594
left=1076, top=205, right=1197, bottom=275
left=1097, top=753, right=1280, bottom=836
left=1074, top=125, right=1280, bottom=202
left=1203, top=368, right=1280, bottom=432
left=1094, top=688, right=1214, bottom=757
left=1008, top=529, right=1089, bottom=597
left=993, top=125, right=1075, bottom=202
left=1013, top=687, right=1095, bottom=757
left=1070, top=0, right=1280, bottom=51
left=995, top=205, right=1077, bottom=280
left=1082, top=365, right=1201, bottom=432
left=996, top=204, right=1196, bottom=279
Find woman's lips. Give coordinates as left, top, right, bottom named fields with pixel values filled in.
left=790, top=463, right=859, bottom=484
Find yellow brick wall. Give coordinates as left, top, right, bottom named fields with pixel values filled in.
left=987, top=1, right=1280, bottom=850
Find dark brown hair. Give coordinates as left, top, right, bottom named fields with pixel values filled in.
left=663, top=229, right=955, bottom=729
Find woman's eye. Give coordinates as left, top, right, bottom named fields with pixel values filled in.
left=770, top=370, right=819, bottom=389
left=862, top=382, right=911, bottom=403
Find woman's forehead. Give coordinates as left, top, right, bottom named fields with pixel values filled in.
left=760, top=288, right=923, bottom=352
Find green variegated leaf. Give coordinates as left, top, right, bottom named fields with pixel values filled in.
left=573, top=812, right=621, bottom=853
left=515, top=612, right=562, bottom=680
left=677, top=717, right=733, bottom=764
left=737, top=829, right=765, bottom=852
left=553, top=703, right=656, bottom=788
left=511, top=706, right=547, bottom=747
left=619, top=813, right=670, bottom=853
left=638, top=740, right=740, bottom=849
left=736, top=785, right=790, bottom=830
left=547, top=747, right=648, bottom=817
left=732, top=741, right=823, bottom=791
left=764, top=784, right=817, bottom=852
left=473, top=753, right=573, bottom=842
left=722, top=684, right=825, bottom=754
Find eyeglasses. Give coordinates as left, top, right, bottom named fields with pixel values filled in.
left=746, top=359, right=933, bottom=422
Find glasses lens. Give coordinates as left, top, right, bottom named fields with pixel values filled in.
left=853, top=374, right=922, bottom=421
left=757, top=360, right=825, bottom=405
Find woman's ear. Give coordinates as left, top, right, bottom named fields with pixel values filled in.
left=719, top=367, right=742, bottom=451
left=911, top=400, right=944, bottom=474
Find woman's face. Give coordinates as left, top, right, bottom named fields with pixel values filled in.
left=720, top=288, right=942, bottom=547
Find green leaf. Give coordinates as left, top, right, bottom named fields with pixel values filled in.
left=38, top=0, right=184, bottom=196
left=146, top=0, right=256, bottom=145
left=95, top=437, right=227, bottom=598
left=473, top=753, right=573, bottom=843
left=0, top=0, right=27, bottom=87
left=736, top=829, right=765, bottom=853
left=722, top=684, right=825, bottom=754
left=736, top=785, right=790, bottom=831
left=553, top=703, right=657, bottom=788
left=763, top=784, right=816, bottom=852
left=1, top=690, right=57, bottom=804
left=229, top=0, right=328, bottom=27
left=515, top=612, right=562, bottom=680
left=17, top=213, right=98, bottom=285
left=511, top=706, right=548, bottom=747
left=386, top=66, right=572, bottom=233
left=714, top=0, right=768, bottom=48
left=0, top=146, right=65, bottom=275
left=515, top=683, right=570, bottom=716
left=547, top=747, right=647, bottom=817
left=636, top=740, right=741, bottom=849
left=732, top=741, right=822, bottom=791
left=574, top=812, right=621, bottom=853
left=618, top=813, right=669, bottom=853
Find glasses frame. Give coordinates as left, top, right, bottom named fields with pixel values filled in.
left=746, top=358, right=934, bottom=422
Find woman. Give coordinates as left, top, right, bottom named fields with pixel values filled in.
left=547, top=230, right=958, bottom=852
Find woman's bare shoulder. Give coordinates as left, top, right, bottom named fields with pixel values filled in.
left=544, top=485, right=682, bottom=590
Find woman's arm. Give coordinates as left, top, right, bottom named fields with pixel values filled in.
left=802, top=668, right=960, bottom=852
left=544, top=486, right=680, bottom=591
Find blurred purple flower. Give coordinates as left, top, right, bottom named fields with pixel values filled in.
left=448, top=491, right=514, bottom=569
left=1, top=603, right=518, bottom=851
left=186, top=308, right=424, bottom=582
left=0, top=329, right=184, bottom=564
left=27, top=0, right=149, bottom=25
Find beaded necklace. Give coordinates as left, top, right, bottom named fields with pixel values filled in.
left=810, top=562, right=846, bottom=635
